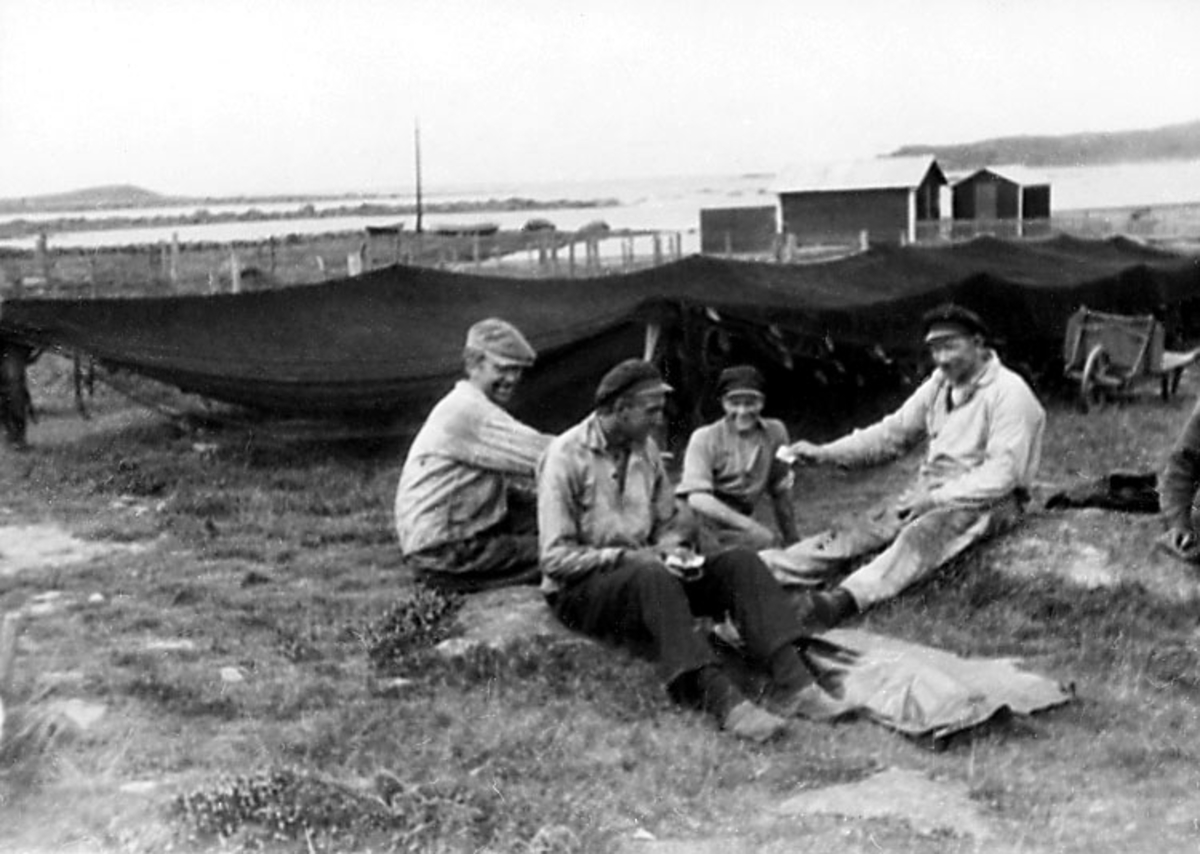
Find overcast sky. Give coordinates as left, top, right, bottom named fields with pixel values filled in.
left=3, top=0, right=1199, bottom=198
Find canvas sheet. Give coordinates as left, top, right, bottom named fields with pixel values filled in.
left=808, top=627, right=1073, bottom=741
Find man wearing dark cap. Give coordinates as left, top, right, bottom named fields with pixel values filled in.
left=395, top=318, right=551, bottom=592
left=538, top=358, right=852, bottom=743
left=773, top=304, right=1046, bottom=626
left=677, top=365, right=798, bottom=551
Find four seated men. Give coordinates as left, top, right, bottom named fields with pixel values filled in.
left=396, top=307, right=1051, bottom=739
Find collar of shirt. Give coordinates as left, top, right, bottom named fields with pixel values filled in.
left=937, top=350, right=999, bottom=409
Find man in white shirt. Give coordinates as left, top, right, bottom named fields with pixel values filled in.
left=772, top=304, right=1046, bottom=626
left=395, top=318, right=552, bottom=593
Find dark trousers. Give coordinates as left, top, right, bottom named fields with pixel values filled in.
left=550, top=548, right=803, bottom=687
left=410, top=497, right=541, bottom=594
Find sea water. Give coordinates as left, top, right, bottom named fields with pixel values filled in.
left=2, top=161, right=1199, bottom=251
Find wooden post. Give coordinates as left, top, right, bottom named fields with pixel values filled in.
left=169, top=233, right=181, bottom=286
left=653, top=234, right=663, bottom=267
left=675, top=232, right=683, bottom=260
left=36, top=232, right=50, bottom=285
left=643, top=323, right=661, bottom=361
left=568, top=241, right=576, bottom=278
left=859, top=230, right=869, bottom=251
left=229, top=246, right=241, bottom=293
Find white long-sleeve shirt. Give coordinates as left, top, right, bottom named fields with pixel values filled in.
left=817, top=353, right=1045, bottom=507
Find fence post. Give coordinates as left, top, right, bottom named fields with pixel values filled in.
left=229, top=246, right=241, bottom=293
left=859, top=230, right=869, bottom=251
left=569, top=241, right=576, bottom=278
left=785, top=233, right=797, bottom=262
left=36, top=232, right=50, bottom=285
left=169, top=233, right=181, bottom=286
left=724, top=231, right=732, bottom=257
left=653, top=233, right=663, bottom=266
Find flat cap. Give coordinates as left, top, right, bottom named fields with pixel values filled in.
left=922, top=303, right=990, bottom=343
left=465, top=317, right=536, bottom=366
left=595, top=359, right=673, bottom=407
left=717, top=364, right=765, bottom=398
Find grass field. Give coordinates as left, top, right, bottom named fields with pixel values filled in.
left=0, top=345, right=1198, bottom=853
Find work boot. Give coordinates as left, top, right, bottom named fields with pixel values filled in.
left=810, top=587, right=858, bottom=629
left=769, top=683, right=860, bottom=722
left=722, top=700, right=789, bottom=743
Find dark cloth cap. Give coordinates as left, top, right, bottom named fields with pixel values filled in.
left=922, top=303, right=990, bottom=342
left=594, top=359, right=673, bottom=407
left=717, top=365, right=765, bottom=398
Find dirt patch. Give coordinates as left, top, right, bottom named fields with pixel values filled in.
left=991, top=509, right=1200, bottom=601
left=0, top=523, right=149, bottom=576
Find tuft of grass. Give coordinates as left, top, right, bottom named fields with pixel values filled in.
left=358, top=587, right=463, bottom=674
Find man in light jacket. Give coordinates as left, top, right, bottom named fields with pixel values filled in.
left=771, top=304, right=1046, bottom=626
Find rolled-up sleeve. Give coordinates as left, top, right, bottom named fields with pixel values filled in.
left=675, top=428, right=716, bottom=496
left=536, top=441, right=623, bottom=583
left=1161, top=404, right=1200, bottom=531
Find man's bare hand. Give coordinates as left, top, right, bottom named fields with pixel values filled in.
left=777, top=440, right=824, bottom=466
left=1157, top=526, right=1200, bottom=563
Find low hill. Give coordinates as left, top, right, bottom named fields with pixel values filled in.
left=0, top=184, right=175, bottom=214
left=890, top=118, right=1200, bottom=171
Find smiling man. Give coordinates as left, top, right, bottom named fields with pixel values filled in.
left=677, top=365, right=798, bottom=551
left=769, top=304, right=1046, bottom=626
left=395, top=317, right=552, bottom=593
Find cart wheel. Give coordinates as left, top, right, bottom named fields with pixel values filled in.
left=1079, top=344, right=1109, bottom=413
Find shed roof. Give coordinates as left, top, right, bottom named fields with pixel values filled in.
left=777, top=156, right=946, bottom=193
left=956, top=165, right=1052, bottom=187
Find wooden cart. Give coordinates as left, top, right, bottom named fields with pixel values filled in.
left=1063, top=306, right=1200, bottom=412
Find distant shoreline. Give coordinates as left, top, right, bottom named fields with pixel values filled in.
left=0, top=197, right=619, bottom=241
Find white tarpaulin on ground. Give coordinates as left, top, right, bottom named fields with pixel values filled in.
left=808, top=628, right=1073, bottom=741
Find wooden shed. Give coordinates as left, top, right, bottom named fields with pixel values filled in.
left=952, top=166, right=1052, bottom=236
left=700, top=206, right=778, bottom=255
left=775, top=156, right=946, bottom=246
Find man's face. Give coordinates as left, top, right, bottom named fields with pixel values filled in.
left=721, top=391, right=764, bottom=433
left=928, top=333, right=985, bottom=385
left=617, top=390, right=667, bottom=443
left=467, top=353, right=525, bottom=405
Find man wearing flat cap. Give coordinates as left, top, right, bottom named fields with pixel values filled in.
left=538, top=358, right=852, bottom=743
left=677, top=364, right=799, bottom=551
left=772, top=303, right=1046, bottom=627
left=395, top=317, right=551, bottom=593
